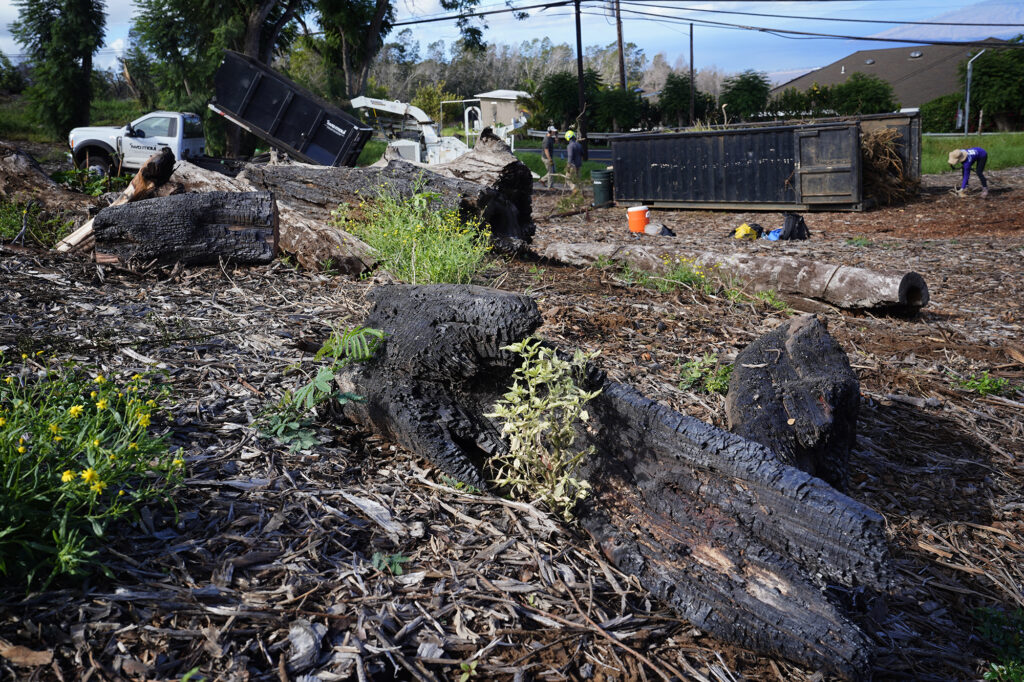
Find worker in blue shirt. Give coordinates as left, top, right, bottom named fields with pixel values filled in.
left=948, top=147, right=988, bottom=197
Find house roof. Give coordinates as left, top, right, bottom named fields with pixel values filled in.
left=474, top=89, right=531, bottom=101
left=771, top=39, right=1005, bottom=108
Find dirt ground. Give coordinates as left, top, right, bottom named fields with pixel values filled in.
left=0, top=153, right=1022, bottom=681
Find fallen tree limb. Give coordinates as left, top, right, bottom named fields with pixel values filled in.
left=336, top=284, right=890, bottom=680
left=92, top=191, right=278, bottom=266
left=56, top=148, right=176, bottom=253
left=541, top=241, right=929, bottom=312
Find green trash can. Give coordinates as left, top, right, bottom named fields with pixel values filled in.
left=592, top=168, right=613, bottom=207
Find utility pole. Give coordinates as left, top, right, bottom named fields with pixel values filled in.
left=964, top=49, right=986, bottom=135
left=615, top=0, right=627, bottom=91
left=689, top=23, right=695, bottom=125
left=574, top=0, right=588, bottom=159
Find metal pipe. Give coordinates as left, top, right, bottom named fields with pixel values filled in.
left=964, top=49, right=985, bottom=135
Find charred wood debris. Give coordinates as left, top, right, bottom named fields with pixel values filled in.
left=0, top=140, right=1022, bottom=681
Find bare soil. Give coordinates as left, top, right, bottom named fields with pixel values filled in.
left=0, top=159, right=1022, bottom=681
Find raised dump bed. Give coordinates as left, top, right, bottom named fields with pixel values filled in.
left=612, top=112, right=920, bottom=211
left=209, top=50, right=371, bottom=167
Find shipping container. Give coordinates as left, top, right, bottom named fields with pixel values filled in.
left=209, top=51, right=372, bottom=167
left=611, top=113, right=920, bottom=211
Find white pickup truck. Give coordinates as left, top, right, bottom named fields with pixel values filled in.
left=68, top=111, right=206, bottom=174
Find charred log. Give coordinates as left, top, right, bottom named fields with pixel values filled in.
left=240, top=157, right=534, bottom=253
left=169, top=161, right=376, bottom=274
left=541, top=241, right=928, bottom=312
left=92, top=191, right=278, bottom=266
left=56, top=148, right=177, bottom=254
left=726, top=315, right=859, bottom=491
left=336, top=284, right=889, bottom=680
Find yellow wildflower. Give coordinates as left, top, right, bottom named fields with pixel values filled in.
left=173, top=458, right=185, bottom=467
left=93, top=375, right=106, bottom=384
left=53, top=435, right=63, bottom=442
left=48, top=423, right=58, bottom=434
left=90, top=390, right=97, bottom=398
left=81, top=468, right=98, bottom=484
left=61, top=470, right=74, bottom=483
left=21, top=353, right=27, bottom=360
left=118, top=490, right=125, bottom=496
left=17, top=445, right=26, bottom=454
left=145, top=399, right=157, bottom=407
left=96, top=398, right=108, bottom=410
left=92, top=438, right=100, bottom=447
left=131, top=374, right=143, bottom=381
left=128, top=442, right=137, bottom=450
left=108, top=454, right=116, bottom=461
left=90, top=480, right=106, bottom=494
left=137, top=413, right=151, bottom=427
left=68, top=405, right=84, bottom=418
left=0, top=417, right=5, bottom=427
left=4, top=377, right=12, bottom=384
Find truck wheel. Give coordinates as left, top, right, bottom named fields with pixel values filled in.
left=81, top=152, right=112, bottom=176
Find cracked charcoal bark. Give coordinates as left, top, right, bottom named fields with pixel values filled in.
left=336, top=284, right=889, bottom=680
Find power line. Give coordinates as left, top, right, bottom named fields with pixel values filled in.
left=615, top=1, right=1024, bottom=28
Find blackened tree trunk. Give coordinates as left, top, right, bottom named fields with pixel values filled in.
left=92, top=191, right=278, bottom=266
left=335, top=284, right=889, bottom=680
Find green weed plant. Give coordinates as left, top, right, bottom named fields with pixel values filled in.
left=954, top=371, right=1014, bottom=397
left=679, top=353, right=733, bottom=395
left=371, top=551, right=410, bottom=575
left=0, top=201, right=74, bottom=248
left=0, top=352, right=182, bottom=587
left=260, top=326, right=383, bottom=451
left=486, top=338, right=600, bottom=521
left=52, top=168, right=134, bottom=196
left=332, top=183, right=491, bottom=284
left=976, top=607, right=1024, bottom=682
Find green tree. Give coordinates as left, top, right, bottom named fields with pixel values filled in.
left=534, top=69, right=602, bottom=129
left=658, top=71, right=713, bottom=127
left=0, top=52, right=26, bottom=94
left=831, top=72, right=898, bottom=115
left=720, top=70, right=771, bottom=122
left=960, top=37, right=1024, bottom=131
left=11, top=0, right=107, bottom=137
left=410, top=81, right=458, bottom=121
left=593, top=87, right=640, bottom=132
left=772, top=87, right=808, bottom=118
left=919, top=93, right=961, bottom=133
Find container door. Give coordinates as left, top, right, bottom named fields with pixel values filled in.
left=793, top=124, right=861, bottom=205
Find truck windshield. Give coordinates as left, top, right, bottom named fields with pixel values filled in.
left=183, top=115, right=204, bottom=139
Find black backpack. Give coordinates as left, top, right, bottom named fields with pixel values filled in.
left=780, top=212, right=810, bottom=240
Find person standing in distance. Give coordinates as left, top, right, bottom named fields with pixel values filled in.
left=542, top=126, right=557, bottom=188
left=948, top=147, right=989, bottom=197
left=565, top=130, right=583, bottom=192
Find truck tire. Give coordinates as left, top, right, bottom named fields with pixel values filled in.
left=86, top=153, right=112, bottom=176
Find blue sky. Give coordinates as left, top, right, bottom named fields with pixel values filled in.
left=2, top=0, right=1022, bottom=82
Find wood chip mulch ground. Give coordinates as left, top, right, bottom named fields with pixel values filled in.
left=1, top=165, right=1022, bottom=681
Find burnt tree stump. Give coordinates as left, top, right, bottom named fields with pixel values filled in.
left=336, top=284, right=889, bottom=680
left=726, top=314, right=860, bottom=491
left=92, top=191, right=278, bottom=266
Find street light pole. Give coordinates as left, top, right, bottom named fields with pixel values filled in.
left=964, top=49, right=986, bottom=135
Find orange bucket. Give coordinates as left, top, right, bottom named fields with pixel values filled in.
left=627, top=206, right=649, bottom=233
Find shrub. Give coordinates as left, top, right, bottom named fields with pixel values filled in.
left=0, top=353, right=182, bottom=587
left=678, top=353, right=733, bottom=395
left=333, top=183, right=491, bottom=284
left=0, top=201, right=75, bottom=248
left=486, top=337, right=600, bottom=521
left=921, top=93, right=962, bottom=133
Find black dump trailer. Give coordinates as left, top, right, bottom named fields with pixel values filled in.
left=209, top=50, right=371, bottom=167
left=611, top=112, right=920, bottom=211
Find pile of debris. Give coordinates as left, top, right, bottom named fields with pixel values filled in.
left=861, top=127, right=920, bottom=206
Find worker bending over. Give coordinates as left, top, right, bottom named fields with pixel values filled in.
left=948, top=147, right=989, bottom=197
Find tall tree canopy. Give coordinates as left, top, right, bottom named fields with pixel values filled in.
left=11, top=0, right=107, bottom=137
left=719, top=69, right=771, bottom=122
left=960, top=36, right=1024, bottom=131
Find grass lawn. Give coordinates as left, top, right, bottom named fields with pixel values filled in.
left=922, top=133, right=1024, bottom=174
